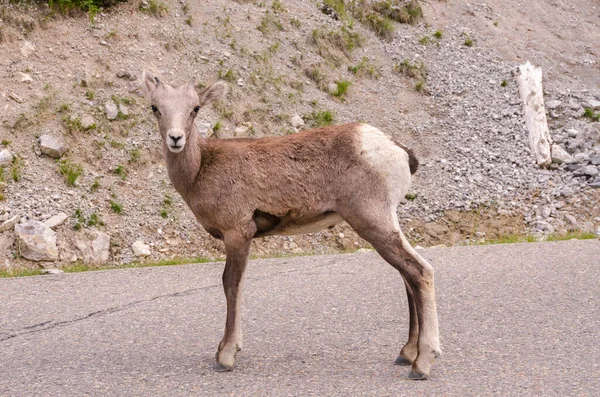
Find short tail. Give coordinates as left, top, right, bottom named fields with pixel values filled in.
left=404, top=146, right=419, bottom=175
left=391, top=138, right=419, bottom=175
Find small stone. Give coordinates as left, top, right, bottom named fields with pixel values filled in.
left=236, top=78, right=244, bottom=87
left=15, top=220, right=58, bottom=262
left=19, top=73, right=33, bottom=83
left=196, top=122, right=211, bottom=137
left=44, top=213, right=68, bottom=229
left=532, top=220, right=555, bottom=235
left=41, top=269, right=64, bottom=275
left=8, top=92, right=23, bottom=103
left=590, top=179, right=600, bottom=189
left=289, top=114, right=305, bottom=129
left=20, top=41, right=36, bottom=57
left=132, top=240, right=151, bottom=257
left=0, top=215, right=20, bottom=232
left=39, top=135, right=67, bottom=159
left=118, top=104, right=129, bottom=116
left=75, top=230, right=111, bottom=265
left=545, top=100, right=562, bottom=110
left=587, top=99, right=600, bottom=110
left=568, top=99, right=581, bottom=110
left=105, top=101, right=119, bottom=120
left=355, top=248, right=372, bottom=254
left=573, top=165, right=599, bottom=177
left=327, top=82, right=338, bottom=95
left=551, top=144, right=572, bottom=164
left=81, top=114, right=96, bottom=130
left=0, top=149, right=13, bottom=166
left=564, top=214, right=577, bottom=225
left=566, top=129, right=579, bottom=138
left=234, top=125, right=251, bottom=136
left=591, top=156, right=600, bottom=166
left=99, top=40, right=108, bottom=46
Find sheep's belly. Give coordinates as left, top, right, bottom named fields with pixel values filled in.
left=275, top=212, right=343, bottom=236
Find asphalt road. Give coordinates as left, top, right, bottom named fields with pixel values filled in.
left=1, top=239, right=598, bottom=396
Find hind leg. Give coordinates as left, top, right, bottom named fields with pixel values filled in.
left=341, top=209, right=441, bottom=379
left=395, top=278, right=419, bottom=366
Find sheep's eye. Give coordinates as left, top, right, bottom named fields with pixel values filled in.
left=151, top=105, right=158, bottom=113
left=193, top=106, right=200, bottom=113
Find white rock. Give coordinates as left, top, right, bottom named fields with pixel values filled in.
left=19, top=73, right=33, bottom=83
left=44, top=213, right=68, bottom=229
left=118, top=104, right=129, bottom=116
left=39, top=135, right=67, bottom=159
left=81, top=114, right=96, bottom=130
left=75, top=230, right=111, bottom=265
left=587, top=99, right=600, bottom=110
left=132, top=240, right=151, bottom=257
left=0, top=215, right=20, bottom=232
left=327, top=82, right=338, bottom=95
left=234, top=125, right=250, bottom=135
left=20, top=41, right=36, bottom=58
left=551, top=144, right=572, bottom=164
left=0, top=149, right=13, bottom=167
left=545, top=100, right=562, bottom=110
left=15, top=220, right=58, bottom=262
left=289, top=114, right=305, bottom=129
left=105, top=101, right=119, bottom=120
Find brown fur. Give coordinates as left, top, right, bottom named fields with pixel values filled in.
left=141, top=73, right=440, bottom=379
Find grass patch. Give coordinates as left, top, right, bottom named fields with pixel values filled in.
left=394, top=59, right=427, bottom=80
left=303, top=110, right=334, bottom=127
left=58, top=158, right=83, bottom=186
left=110, top=200, right=123, bottom=214
left=348, top=57, right=380, bottom=78
left=545, top=231, right=597, bottom=241
left=0, top=268, right=44, bottom=278
left=501, top=80, right=508, bottom=87
left=140, top=0, right=168, bottom=17
left=332, top=79, right=351, bottom=101
left=311, top=26, right=364, bottom=66
left=583, top=107, right=600, bottom=122
left=63, top=256, right=221, bottom=274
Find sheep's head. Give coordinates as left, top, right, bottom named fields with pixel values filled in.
left=141, top=71, right=227, bottom=153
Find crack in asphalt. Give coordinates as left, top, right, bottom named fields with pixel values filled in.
left=0, top=261, right=338, bottom=343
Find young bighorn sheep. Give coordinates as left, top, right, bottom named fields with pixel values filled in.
left=141, top=71, right=441, bottom=380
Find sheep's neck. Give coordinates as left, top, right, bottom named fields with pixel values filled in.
left=164, top=129, right=201, bottom=202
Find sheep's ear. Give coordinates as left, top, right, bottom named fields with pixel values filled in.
left=197, top=81, right=228, bottom=107
left=141, top=71, right=161, bottom=98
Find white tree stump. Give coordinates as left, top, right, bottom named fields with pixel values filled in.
left=517, top=61, right=552, bottom=167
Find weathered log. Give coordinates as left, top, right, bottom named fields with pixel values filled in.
left=517, top=61, right=552, bottom=167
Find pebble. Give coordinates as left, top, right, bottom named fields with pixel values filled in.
left=39, top=135, right=67, bottom=159
left=105, top=101, right=119, bottom=120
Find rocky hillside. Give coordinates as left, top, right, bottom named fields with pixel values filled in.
left=0, top=0, right=599, bottom=271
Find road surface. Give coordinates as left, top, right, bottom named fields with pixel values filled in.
left=1, top=239, right=598, bottom=396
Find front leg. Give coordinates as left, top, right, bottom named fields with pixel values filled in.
left=215, top=231, right=252, bottom=371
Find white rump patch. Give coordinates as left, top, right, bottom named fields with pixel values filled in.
left=358, top=124, right=412, bottom=206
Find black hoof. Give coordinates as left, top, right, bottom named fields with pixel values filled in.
left=394, top=356, right=413, bottom=366
left=408, top=370, right=428, bottom=380
left=213, top=363, right=233, bottom=372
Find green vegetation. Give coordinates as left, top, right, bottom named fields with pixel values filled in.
left=58, top=158, right=83, bottom=186
left=113, top=164, right=127, bottom=180
left=394, top=59, right=427, bottom=80
left=433, top=30, right=443, bottom=39
left=405, top=193, right=417, bottom=201
left=464, top=36, right=474, bottom=47
left=322, top=0, right=423, bottom=40
left=332, top=80, right=351, bottom=101
left=1, top=256, right=221, bottom=278
left=257, top=10, right=284, bottom=35
left=218, top=68, right=237, bottom=83
left=109, top=200, right=123, bottom=214
left=415, top=80, right=425, bottom=93
left=1, top=140, right=10, bottom=146
left=185, top=15, right=193, bottom=26
left=501, top=79, right=508, bottom=87
left=303, top=110, right=334, bottom=127
left=311, top=26, right=364, bottom=66
left=10, top=156, right=22, bottom=182
left=583, top=107, right=600, bottom=122
left=348, top=57, right=380, bottom=78
left=129, top=148, right=141, bottom=163
left=140, top=0, right=168, bottom=17
left=85, top=90, right=95, bottom=100
left=91, top=178, right=100, bottom=191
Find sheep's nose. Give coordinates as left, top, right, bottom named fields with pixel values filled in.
left=170, top=135, right=182, bottom=143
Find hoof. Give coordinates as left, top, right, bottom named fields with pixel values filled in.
left=394, top=356, right=413, bottom=366
left=408, top=370, right=428, bottom=380
left=213, top=363, right=234, bottom=372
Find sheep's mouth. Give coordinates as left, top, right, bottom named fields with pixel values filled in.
left=168, top=144, right=184, bottom=153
